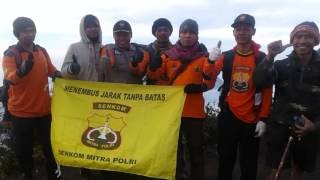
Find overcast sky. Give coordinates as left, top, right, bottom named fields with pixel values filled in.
left=0, top=0, right=319, bottom=91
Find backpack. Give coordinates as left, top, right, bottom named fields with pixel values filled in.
left=218, top=49, right=266, bottom=108
left=1, top=45, right=49, bottom=121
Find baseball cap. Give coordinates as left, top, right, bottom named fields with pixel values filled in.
left=231, top=14, right=255, bottom=28
left=113, top=20, right=132, bottom=33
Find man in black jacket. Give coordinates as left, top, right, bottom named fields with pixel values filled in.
left=254, top=21, right=320, bottom=180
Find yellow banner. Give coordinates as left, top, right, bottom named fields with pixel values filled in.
left=51, top=78, right=186, bottom=179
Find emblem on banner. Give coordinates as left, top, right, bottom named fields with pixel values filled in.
left=81, top=113, right=126, bottom=150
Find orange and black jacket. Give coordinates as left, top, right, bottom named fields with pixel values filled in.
left=213, top=43, right=272, bottom=124
left=2, top=43, right=57, bottom=118
left=147, top=42, right=216, bottom=118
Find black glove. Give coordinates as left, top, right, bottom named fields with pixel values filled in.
left=149, top=54, right=162, bottom=71
left=131, top=50, right=144, bottom=67
left=69, top=54, right=80, bottom=75
left=17, top=53, right=33, bottom=77
left=52, top=71, right=62, bottom=82
left=184, top=83, right=208, bottom=93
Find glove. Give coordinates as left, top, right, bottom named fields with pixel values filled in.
left=149, top=54, right=162, bottom=71
left=52, top=71, right=62, bottom=82
left=254, top=121, right=266, bottom=137
left=131, top=50, right=144, bottom=67
left=55, top=164, right=62, bottom=178
left=184, top=83, right=207, bottom=93
left=17, top=53, right=33, bottom=77
left=208, top=41, right=222, bottom=63
left=69, top=54, right=80, bottom=75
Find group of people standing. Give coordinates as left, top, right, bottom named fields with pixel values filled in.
left=1, top=12, right=319, bottom=180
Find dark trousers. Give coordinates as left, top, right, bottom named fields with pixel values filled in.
left=217, top=108, right=260, bottom=180
left=11, top=115, right=58, bottom=180
left=176, top=117, right=204, bottom=180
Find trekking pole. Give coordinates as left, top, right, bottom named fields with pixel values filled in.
left=274, top=136, right=294, bottom=180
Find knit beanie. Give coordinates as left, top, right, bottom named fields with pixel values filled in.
left=152, top=18, right=173, bottom=36
left=13, top=17, right=36, bottom=38
left=179, top=19, right=198, bottom=35
left=290, top=21, right=319, bottom=45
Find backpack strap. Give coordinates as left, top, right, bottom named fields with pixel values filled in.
left=146, top=43, right=157, bottom=58
left=254, top=51, right=266, bottom=92
left=106, top=46, right=116, bottom=68
left=6, top=45, right=22, bottom=68
left=1, top=45, right=22, bottom=120
left=219, top=50, right=235, bottom=107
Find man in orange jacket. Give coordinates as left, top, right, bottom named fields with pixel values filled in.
left=208, top=14, right=272, bottom=180
left=2, top=17, right=61, bottom=180
left=145, top=18, right=173, bottom=85
left=148, top=19, right=216, bottom=180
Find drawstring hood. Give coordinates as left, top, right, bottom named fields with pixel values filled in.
left=79, top=14, right=102, bottom=44
left=79, top=14, right=103, bottom=80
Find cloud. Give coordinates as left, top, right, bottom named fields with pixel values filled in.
left=0, top=0, right=319, bottom=72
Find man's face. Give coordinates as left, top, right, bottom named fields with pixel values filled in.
left=18, top=27, right=36, bottom=45
left=113, top=31, right=131, bottom=49
left=179, top=31, right=198, bottom=47
left=233, top=24, right=255, bottom=45
left=292, top=32, right=316, bottom=56
left=85, top=22, right=100, bottom=40
left=155, top=26, right=171, bottom=42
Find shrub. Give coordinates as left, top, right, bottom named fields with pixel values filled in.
left=203, top=102, right=220, bottom=148
left=0, top=124, right=18, bottom=179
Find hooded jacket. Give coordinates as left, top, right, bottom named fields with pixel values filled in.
left=61, top=15, right=103, bottom=81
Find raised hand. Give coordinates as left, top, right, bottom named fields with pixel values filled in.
left=266, top=40, right=291, bottom=60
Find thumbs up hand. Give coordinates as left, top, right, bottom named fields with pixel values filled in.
left=131, top=50, right=144, bottom=67
left=69, top=54, right=80, bottom=75
left=209, top=40, right=222, bottom=63
left=149, top=52, right=162, bottom=71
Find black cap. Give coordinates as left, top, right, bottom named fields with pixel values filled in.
left=231, top=14, right=255, bottom=28
left=13, top=17, right=36, bottom=38
left=152, top=18, right=173, bottom=36
left=179, top=19, right=198, bottom=35
left=113, top=20, right=132, bottom=33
